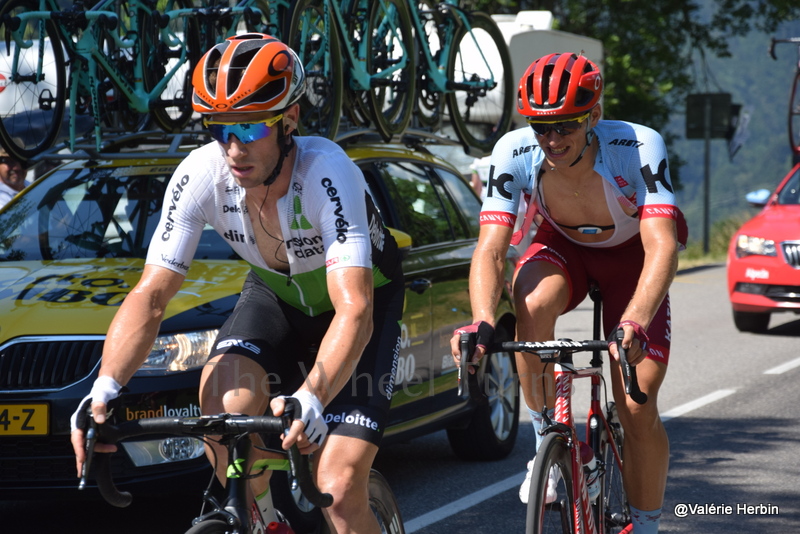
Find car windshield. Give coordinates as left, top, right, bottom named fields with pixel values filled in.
left=776, top=167, right=800, bottom=205
left=0, top=166, right=237, bottom=262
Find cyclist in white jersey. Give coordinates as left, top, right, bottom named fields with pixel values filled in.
left=71, top=34, right=403, bottom=534
left=451, top=53, right=687, bottom=534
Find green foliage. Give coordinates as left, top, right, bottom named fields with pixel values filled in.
left=680, top=214, right=747, bottom=264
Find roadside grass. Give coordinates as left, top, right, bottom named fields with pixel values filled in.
left=677, top=216, right=748, bottom=271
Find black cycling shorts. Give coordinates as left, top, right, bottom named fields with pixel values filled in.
left=209, top=270, right=404, bottom=446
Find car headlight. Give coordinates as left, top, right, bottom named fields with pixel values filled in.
left=137, top=329, right=219, bottom=373
left=736, top=235, right=776, bottom=258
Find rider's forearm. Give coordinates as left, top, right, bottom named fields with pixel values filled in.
left=299, top=267, right=374, bottom=405
left=97, top=290, right=168, bottom=386
left=623, top=230, right=678, bottom=329
left=469, top=229, right=512, bottom=325
left=301, top=305, right=373, bottom=406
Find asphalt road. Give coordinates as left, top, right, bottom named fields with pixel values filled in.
left=3, top=264, right=799, bottom=532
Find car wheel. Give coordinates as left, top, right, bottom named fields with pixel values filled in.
left=733, top=310, right=771, bottom=333
left=446, top=341, right=519, bottom=461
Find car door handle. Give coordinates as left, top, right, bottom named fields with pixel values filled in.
left=408, top=278, right=432, bottom=294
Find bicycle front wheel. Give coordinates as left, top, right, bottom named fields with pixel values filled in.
left=593, top=402, right=630, bottom=534
left=365, top=0, right=416, bottom=142
left=287, top=0, right=343, bottom=140
left=526, top=433, right=576, bottom=534
left=369, top=469, right=405, bottom=534
left=183, top=519, right=231, bottom=534
left=0, top=0, right=66, bottom=160
left=445, top=11, right=513, bottom=156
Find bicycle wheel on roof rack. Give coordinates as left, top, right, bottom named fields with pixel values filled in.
left=287, top=0, right=342, bottom=140
left=445, top=11, right=513, bottom=156
left=789, top=68, right=800, bottom=154
left=364, top=0, right=416, bottom=142
left=94, top=3, right=151, bottom=134
left=141, top=0, right=201, bottom=133
left=0, top=0, right=67, bottom=160
left=413, top=0, right=447, bottom=129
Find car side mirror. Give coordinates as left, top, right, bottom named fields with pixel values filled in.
left=388, top=228, right=412, bottom=260
left=745, top=189, right=771, bottom=207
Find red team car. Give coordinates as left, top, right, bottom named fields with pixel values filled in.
left=727, top=161, right=800, bottom=332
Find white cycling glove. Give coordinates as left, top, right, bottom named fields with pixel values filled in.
left=69, top=375, right=123, bottom=432
left=284, top=390, right=328, bottom=447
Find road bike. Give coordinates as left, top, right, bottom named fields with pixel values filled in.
left=769, top=36, right=800, bottom=156
left=286, top=0, right=415, bottom=143
left=0, top=0, right=274, bottom=160
left=78, top=400, right=405, bottom=534
left=460, top=288, right=642, bottom=534
left=286, top=0, right=512, bottom=155
left=0, top=0, right=191, bottom=157
left=409, top=0, right=514, bottom=155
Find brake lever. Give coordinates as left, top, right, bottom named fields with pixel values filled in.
left=457, top=333, right=475, bottom=398
left=78, top=415, right=97, bottom=491
left=615, top=328, right=648, bottom=405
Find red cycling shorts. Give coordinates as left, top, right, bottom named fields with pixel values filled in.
left=516, top=221, right=671, bottom=365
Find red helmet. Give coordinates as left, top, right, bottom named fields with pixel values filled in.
left=517, top=53, right=602, bottom=118
left=192, top=33, right=305, bottom=114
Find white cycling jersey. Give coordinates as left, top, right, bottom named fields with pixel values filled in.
left=480, top=120, right=686, bottom=248
left=146, top=136, right=400, bottom=316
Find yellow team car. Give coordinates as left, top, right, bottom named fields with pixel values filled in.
left=0, top=132, right=518, bottom=506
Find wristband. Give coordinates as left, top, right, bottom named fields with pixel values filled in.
left=612, top=320, right=649, bottom=353
left=453, top=321, right=495, bottom=351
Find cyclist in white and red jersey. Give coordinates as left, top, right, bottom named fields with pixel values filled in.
left=71, top=34, right=403, bottom=534
left=451, top=52, right=687, bottom=534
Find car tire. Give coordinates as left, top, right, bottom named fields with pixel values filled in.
left=733, top=310, right=771, bottom=333
left=446, top=339, right=519, bottom=461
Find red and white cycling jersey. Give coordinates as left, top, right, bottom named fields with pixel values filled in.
left=480, top=120, right=686, bottom=248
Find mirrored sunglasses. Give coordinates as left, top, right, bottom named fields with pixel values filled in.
left=527, top=112, right=591, bottom=137
left=203, top=114, right=284, bottom=144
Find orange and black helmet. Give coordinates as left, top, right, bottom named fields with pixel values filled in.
left=192, top=33, right=305, bottom=114
left=517, top=53, right=602, bottom=118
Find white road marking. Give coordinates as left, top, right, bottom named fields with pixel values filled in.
left=404, top=388, right=737, bottom=531
left=763, top=356, right=800, bottom=375
left=660, top=389, right=737, bottom=422
left=404, top=472, right=524, bottom=533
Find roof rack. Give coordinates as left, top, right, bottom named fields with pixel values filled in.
left=333, top=127, right=487, bottom=156
left=27, top=123, right=486, bottom=168
left=27, top=129, right=212, bottom=165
